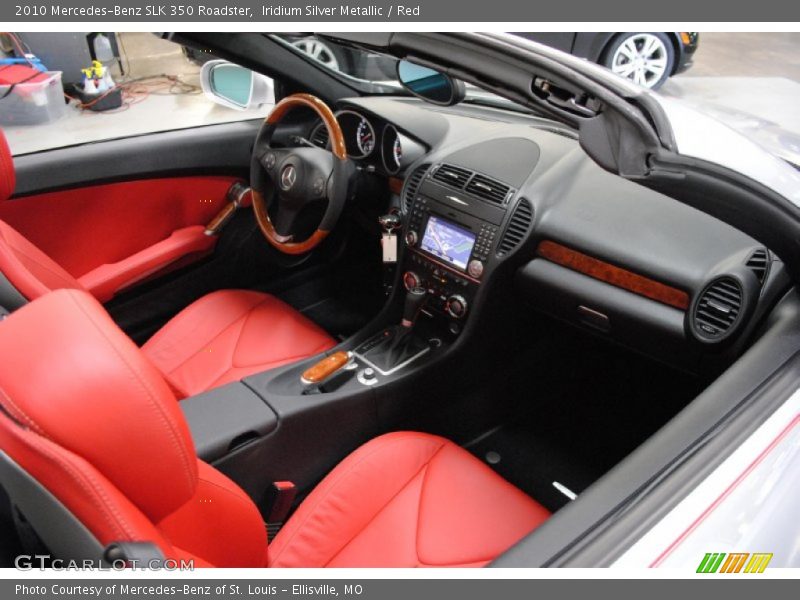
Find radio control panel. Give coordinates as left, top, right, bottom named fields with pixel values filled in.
left=402, top=194, right=501, bottom=324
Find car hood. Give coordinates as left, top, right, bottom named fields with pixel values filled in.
left=652, top=94, right=800, bottom=206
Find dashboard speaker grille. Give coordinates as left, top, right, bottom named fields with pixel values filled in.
left=402, top=163, right=430, bottom=213
left=432, top=164, right=472, bottom=188
left=693, top=277, right=743, bottom=340
left=497, top=198, right=534, bottom=256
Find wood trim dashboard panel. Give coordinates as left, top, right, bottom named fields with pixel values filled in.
left=537, top=240, right=690, bottom=310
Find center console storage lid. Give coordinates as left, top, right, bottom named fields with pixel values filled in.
left=180, top=382, right=278, bottom=462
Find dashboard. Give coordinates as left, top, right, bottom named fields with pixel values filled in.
left=297, top=96, right=787, bottom=372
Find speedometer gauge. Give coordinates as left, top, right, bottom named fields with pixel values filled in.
left=356, top=118, right=375, bottom=156
left=393, top=137, right=402, bottom=165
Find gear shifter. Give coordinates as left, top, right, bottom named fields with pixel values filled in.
left=357, top=287, right=431, bottom=374
left=401, top=286, right=427, bottom=328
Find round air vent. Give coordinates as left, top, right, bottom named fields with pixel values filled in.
left=691, top=276, right=744, bottom=342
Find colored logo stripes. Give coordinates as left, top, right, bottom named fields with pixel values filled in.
left=696, top=552, right=773, bottom=573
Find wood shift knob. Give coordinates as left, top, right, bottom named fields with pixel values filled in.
left=301, top=351, right=352, bottom=385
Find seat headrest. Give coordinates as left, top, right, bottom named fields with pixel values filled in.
left=0, top=129, right=15, bottom=201
left=0, top=289, right=198, bottom=521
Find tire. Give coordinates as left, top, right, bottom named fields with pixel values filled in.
left=290, top=37, right=353, bottom=75
left=601, top=33, right=675, bottom=90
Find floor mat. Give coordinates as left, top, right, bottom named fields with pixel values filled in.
left=465, top=321, right=706, bottom=513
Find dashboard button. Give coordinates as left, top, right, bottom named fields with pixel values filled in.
left=467, top=259, right=484, bottom=279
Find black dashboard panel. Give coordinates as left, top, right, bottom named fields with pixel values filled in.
left=300, top=95, right=785, bottom=368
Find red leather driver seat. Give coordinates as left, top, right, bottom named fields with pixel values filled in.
left=0, top=290, right=550, bottom=567
left=0, top=130, right=335, bottom=397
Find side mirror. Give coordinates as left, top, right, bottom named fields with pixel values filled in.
left=396, top=60, right=465, bottom=106
left=200, top=60, right=274, bottom=111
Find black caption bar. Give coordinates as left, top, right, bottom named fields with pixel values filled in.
left=3, top=0, right=800, bottom=21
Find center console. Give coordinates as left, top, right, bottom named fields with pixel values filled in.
left=399, top=164, right=509, bottom=329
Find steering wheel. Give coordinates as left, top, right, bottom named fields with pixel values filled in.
left=251, top=93, right=351, bottom=254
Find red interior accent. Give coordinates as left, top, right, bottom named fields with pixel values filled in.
left=0, top=129, right=16, bottom=202
left=0, top=219, right=84, bottom=300
left=0, top=290, right=550, bottom=568
left=78, top=225, right=216, bottom=303
left=142, top=289, right=337, bottom=398
left=269, top=431, right=551, bottom=568
left=0, top=176, right=236, bottom=277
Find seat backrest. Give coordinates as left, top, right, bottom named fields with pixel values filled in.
left=0, top=289, right=267, bottom=567
left=0, top=130, right=84, bottom=306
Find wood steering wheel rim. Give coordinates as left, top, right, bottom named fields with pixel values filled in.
left=252, top=93, right=347, bottom=254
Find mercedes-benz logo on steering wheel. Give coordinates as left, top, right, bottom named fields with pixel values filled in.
left=280, top=165, right=297, bottom=191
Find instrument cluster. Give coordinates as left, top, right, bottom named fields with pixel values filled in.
left=311, top=109, right=425, bottom=175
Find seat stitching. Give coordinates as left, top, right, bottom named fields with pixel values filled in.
left=145, top=292, right=263, bottom=353
left=68, top=293, right=196, bottom=494
left=269, top=435, right=446, bottom=566
left=159, top=302, right=254, bottom=376
left=413, top=444, right=447, bottom=565
left=20, top=427, right=136, bottom=540
left=322, top=460, right=435, bottom=568
left=0, top=385, right=48, bottom=437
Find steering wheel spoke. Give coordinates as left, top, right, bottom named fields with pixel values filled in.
left=271, top=202, right=303, bottom=240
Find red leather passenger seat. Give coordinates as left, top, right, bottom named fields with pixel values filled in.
left=0, top=289, right=550, bottom=567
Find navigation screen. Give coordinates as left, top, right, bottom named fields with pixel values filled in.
left=420, top=215, right=476, bottom=270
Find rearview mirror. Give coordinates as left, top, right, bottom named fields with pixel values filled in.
left=200, top=60, right=275, bottom=111
left=396, top=60, right=465, bottom=106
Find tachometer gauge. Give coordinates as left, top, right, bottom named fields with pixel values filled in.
left=382, top=124, right=402, bottom=174
left=356, top=118, right=375, bottom=156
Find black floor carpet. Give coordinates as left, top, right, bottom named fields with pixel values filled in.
left=465, top=322, right=707, bottom=513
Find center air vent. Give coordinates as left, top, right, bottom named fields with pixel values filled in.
left=432, top=164, right=472, bottom=188
left=465, top=174, right=511, bottom=205
left=692, top=277, right=744, bottom=342
left=497, top=198, right=534, bottom=256
left=746, top=248, right=770, bottom=286
left=402, top=163, right=430, bottom=213
left=310, top=125, right=329, bottom=148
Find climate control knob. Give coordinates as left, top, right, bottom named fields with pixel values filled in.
left=405, top=231, right=418, bottom=247
left=446, top=294, right=468, bottom=319
left=403, top=271, right=422, bottom=291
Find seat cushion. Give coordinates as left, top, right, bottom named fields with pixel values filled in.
left=269, top=432, right=550, bottom=568
left=142, top=289, right=336, bottom=398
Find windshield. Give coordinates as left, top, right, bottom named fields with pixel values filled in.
left=270, top=34, right=532, bottom=113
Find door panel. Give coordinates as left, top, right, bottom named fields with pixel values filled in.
left=12, top=119, right=259, bottom=196
left=1, top=119, right=259, bottom=300
left=0, top=176, right=236, bottom=278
